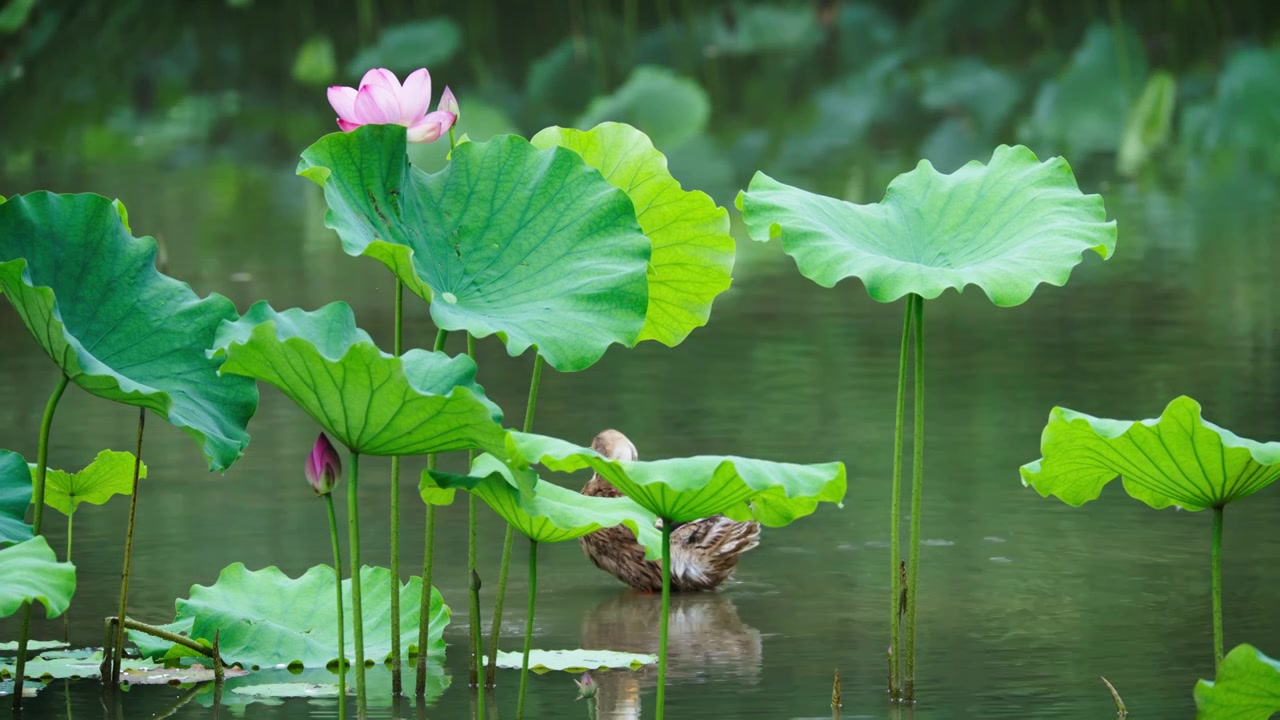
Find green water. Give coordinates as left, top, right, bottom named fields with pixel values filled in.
left=3, top=2, right=1280, bottom=718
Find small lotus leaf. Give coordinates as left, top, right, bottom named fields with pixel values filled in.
left=483, top=648, right=656, bottom=673
left=198, top=663, right=450, bottom=709
left=298, top=126, right=651, bottom=372
left=0, top=649, right=150, bottom=681
left=0, top=192, right=259, bottom=471
left=131, top=564, right=449, bottom=668
left=576, top=66, right=710, bottom=150
left=0, top=450, right=32, bottom=546
left=425, top=453, right=662, bottom=556
left=38, top=450, right=146, bottom=516
left=0, top=537, right=75, bottom=619
left=531, top=123, right=735, bottom=347
left=1021, top=396, right=1280, bottom=511
left=505, top=432, right=846, bottom=524
left=737, top=144, right=1116, bottom=307
left=1195, top=644, right=1280, bottom=720
left=210, top=302, right=506, bottom=456
left=0, top=640, right=68, bottom=653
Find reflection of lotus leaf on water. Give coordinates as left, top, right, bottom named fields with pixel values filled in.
left=578, top=590, right=762, bottom=718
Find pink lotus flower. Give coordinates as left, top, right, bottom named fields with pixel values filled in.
left=305, top=432, right=342, bottom=495
left=327, top=68, right=458, bottom=143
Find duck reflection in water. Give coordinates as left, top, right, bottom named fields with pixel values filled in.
left=577, top=590, right=763, bottom=718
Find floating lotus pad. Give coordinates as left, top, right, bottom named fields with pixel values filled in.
left=737, top=144, right=1116, bottom=307
left=483, top=648, right=656, bottom=673
left=504, top=431, right=846, bottom=525
left=0, top=537, right=75, bottom=619
left=0, top=450, right=32, bottom=546
left=0, top=648, right=148, bottom=681
left=425, top=453, right=662, bottom=556
left=1021, top=396, right=1280, bottom=510
left=210, top=302, right=506, bottom=456
left=131, top=564, right=449, bottom=668
left=298, top=126, right=651, bottom=372
left=531, top=122, right=735, bottom=347
left=0, top=192, right=259, bottom=471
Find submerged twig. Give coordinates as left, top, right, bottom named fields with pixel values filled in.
left=1100, top=676, right=1127, bottom=718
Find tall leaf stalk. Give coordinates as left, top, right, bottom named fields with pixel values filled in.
left=486, top=353, right=544, bottom=687
left=516, top=539, right=538, bottom=718
left=110, top=408, right=147, bottom=683
left=655, top=519, right=673, bottom=720
left=465, top=333, right=486, bottom=719
left=347, top=450, right=368, bottom=714
left=1211, top=505, right=1224, bottom=668
left=12, top=373, right=69, bottom=708
left=389, top=279, right=404, bottom=695
left=889, top=294, right=925, bottom=702
left=325, top=492, right=347, bottom=714
left=415, top=328, right=449, bottom=697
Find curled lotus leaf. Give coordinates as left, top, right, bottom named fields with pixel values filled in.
left=425, top=452, right=662, bottom=556
left=531, top=122, right=735, bottom=347
left=503, top=431, right=846, bottom=525
left=0, top=537, right=75, bottom=619
left=1020, top=396, right=1280, bottom=511
left=0, top=450, right=32, bottom=546
left=737, top=144, right=1116, bottom=307
left=210, top=301, right=506, bottom=456
left=1195, top=644, right=1280, bottom=720
left=0, top=192, right=259, bottom=471
left=298, top=125, right=651, bottom=372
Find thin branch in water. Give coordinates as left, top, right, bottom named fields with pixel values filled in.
left=1100, top=676, right=1127, bottom=717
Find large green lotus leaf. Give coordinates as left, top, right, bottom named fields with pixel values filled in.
left=425, top=453, right=662, bottom=556
left=0, top=193, right=259, bottom=471
left=297, top=125, right=651, bottom=372
left=0, top=450, right=32, bottom=546
left=129, top=564, right=450, bottom=668
left=0, top=537, right=75, bottom=619
left=37, top=450, right=146, bottom=516
left=530, top=123, right=735, bottom=347
left=737, top=144, right=1116, bottom=307
left=504, top=432, right=846, bottom=525
left=1020, top=396, right=1280, bottom=511
left=483, top=648, right=656, bottom=673
left=210, top=301, right=506, bottom=456
left=1195, top=644, right=1280, bottom=720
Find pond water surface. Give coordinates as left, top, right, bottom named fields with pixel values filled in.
left=3, top=3, right=1280, bottom=719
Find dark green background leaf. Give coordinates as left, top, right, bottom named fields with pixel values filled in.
left=0, top=450, right=32, bottom=546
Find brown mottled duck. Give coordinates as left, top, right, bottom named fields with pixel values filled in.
left=578, top=429, right=761, bottom=592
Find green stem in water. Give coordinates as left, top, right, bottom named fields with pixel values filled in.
left=516, top=539, right=537, bottom=719
left=904, top=294, right=925, bottom=703
left=416, top=328, right=449, bottom=698
left=325, top=493, right=347, bottom=709
left=111, top=408, right=147, bottom=684
left=390, top=279, right=404, bottom=696
left=888, top=298, right=912, bottom=699
left=1212, top=504, right=1225, bottom=669
left=486, top=353, right=544, bottom=687
left=348, top=451, right=368, bottom=714
left=466, top=332, right=482, bottom=689
left=655, top=519, right=673, bottom=720
left=63, top=511, right=74, bottom=643
left=14, top=373, right=69, bottom=707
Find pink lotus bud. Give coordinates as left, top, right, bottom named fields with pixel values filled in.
left=574, top=672, right=596, bottom=700
left=305, top=432, right=342, bottom=495
left=326, top=67, right=458, bottom=144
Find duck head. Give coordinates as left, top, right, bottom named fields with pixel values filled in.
left=592, top=429, right=638, bottom=461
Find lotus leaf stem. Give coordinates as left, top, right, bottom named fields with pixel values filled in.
left=104, top=616, right=223, bottom=660
left=888, top=297, right=912, bottom=698
left=1212, top=504, right=1224, bottom=668
left=656, top=519, right=673, bottom=720
left=415, top=328, right=449, bottom=698
left=348, top=450, right=368, bottom=714
left=64, top=510, right=74, bottom=643
left=516, top=539, right=538, bottom=718
left=486, top=353, right=544, bottom=687
left=111, top=408, right=147, bottom=684
left=467, top=332, right=482, bottom=687
left=468, top=567, right=486, bottom=716
left=13, top=372, right=69, bottom=707
left=390, top=279, right=405, bottom=695
left=326, top=492, right=347, bottom=706
left=904, top=294, right=925, bottom=702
